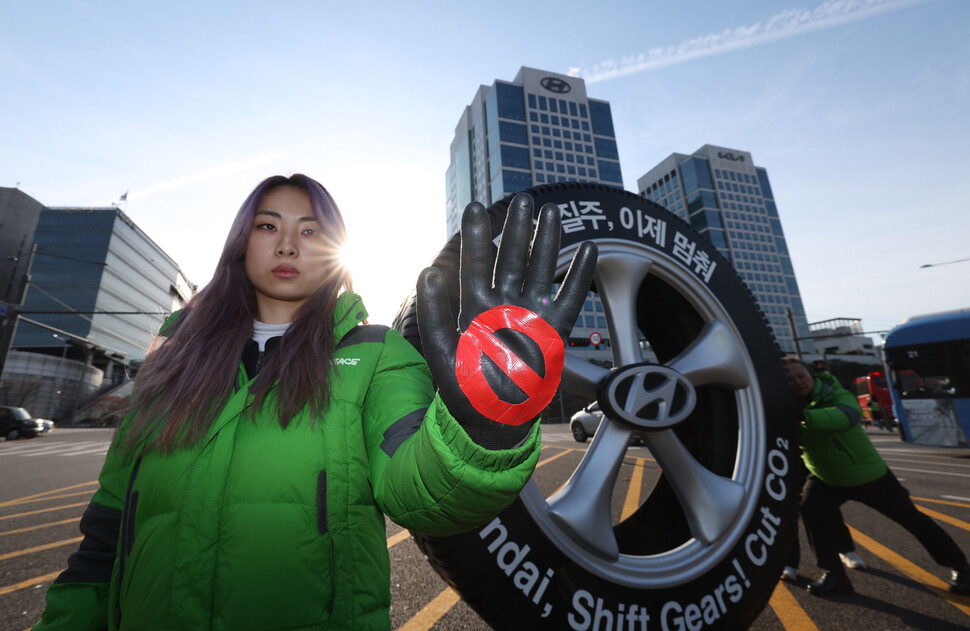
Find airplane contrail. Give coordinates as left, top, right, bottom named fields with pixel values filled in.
left=570, top=0, right=936, bottom=83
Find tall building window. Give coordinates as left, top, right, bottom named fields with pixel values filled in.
left=594, top=137, right=619, bottom=160
left=493, top=82, right=525, bottom=120
left=498, top=121, right=528, bottom=145
left=680, top=157, right=714, bottom=194
left=597, top=160, right=622, bottom=184
left=588, top=101, right=615, bottom=137
left=756, top=168, right=774, bottom=199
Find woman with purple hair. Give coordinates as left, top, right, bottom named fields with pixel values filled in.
left=33, top=174, right=597, bottom=630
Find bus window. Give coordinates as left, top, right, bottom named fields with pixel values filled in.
left=886, top=343, right=966, bottom=399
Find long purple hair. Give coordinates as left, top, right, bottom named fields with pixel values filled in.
left=122, top=174, right=351, bottom=453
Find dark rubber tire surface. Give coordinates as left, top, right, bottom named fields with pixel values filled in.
left=392, top=183, right=802, bottom=630
left=571, top=422, right=588, bottom=443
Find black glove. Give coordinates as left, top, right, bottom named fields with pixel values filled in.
left=417, top=193, right=598, bottom=449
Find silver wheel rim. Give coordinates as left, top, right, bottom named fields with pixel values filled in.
left=522, top=239, right=766, bottom=588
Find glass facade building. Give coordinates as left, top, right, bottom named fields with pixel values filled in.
left=445, top=67, right=622, bottom=237
left=0, top=188, right=44, bottom=376
left=445, top=68, right=623, bottom=362
left=0, top=188, right=43, bottom=305
left=637, top=145, right=814, bottom=354
left=13, top=207, right=194, bottom=365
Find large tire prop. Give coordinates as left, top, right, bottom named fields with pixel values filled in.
left=393, top=183, right=802, bottom=630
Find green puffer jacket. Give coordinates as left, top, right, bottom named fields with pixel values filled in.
left=35, top=292, right=541, bottom=630
left=799, top=372, right=887, bottom=487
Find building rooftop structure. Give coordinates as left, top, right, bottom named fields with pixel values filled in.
left=808, top=317, right=878, bottom=359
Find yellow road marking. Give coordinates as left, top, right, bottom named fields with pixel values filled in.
left=768, top=581, right=818, bottom=630
left=398, top=586, right=461, bottom=630
left=912, top=496, right=970, bottom=509
left=915, top=505, right=970, bottom=532
left=849, top=525, right=970, bottom=616
left=0, top=481, right=98, bottom=509
left=0, top=502, right=89, bottom=521
left=621, top=457, right=646, bottom=521
left=0, top=517, right=79, bottom=537
left=536, top=448, right=576, bottom=468
left=0, top=570, right=63, bottom=597
left=2, top=490, right=95, bottom=507
left=387, top=529, right=411, bottom=549
left=0, top=536, right=83, bottom=562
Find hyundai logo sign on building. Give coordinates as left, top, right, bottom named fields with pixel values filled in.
left=540, top=76, right=571, bottom=93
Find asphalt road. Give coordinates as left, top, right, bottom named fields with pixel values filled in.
left=2, top=425, right=969, bottom=630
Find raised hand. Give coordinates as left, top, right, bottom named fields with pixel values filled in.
left=417, top=193, right=598, bottom=449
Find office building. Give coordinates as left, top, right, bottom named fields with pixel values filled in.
left=14, top=206, right=194, bottom=362
left=1, top=194, right=194, bottom=420
left=446, top=66, right=623, bottom=236
left=637, top=145, right=814, bottom=354
left=445, top=66, right=623, bottom=360
left=446, top=67, right=625, bottom=363
left=0, top=188, right=44, bottom=377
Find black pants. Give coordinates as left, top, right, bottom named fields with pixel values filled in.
left=787, top=516, right=855, bottom=568
left=801, top=470, right=967, bottom=572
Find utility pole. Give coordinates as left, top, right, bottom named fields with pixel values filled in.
left=0, top=244, right=37, bottom=385
left=786, top=308, right=803, bottom=359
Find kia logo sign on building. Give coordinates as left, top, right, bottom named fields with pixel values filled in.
left=718, top=151, right=745, bottom=162
left=540, top=77, right=571, bottom=93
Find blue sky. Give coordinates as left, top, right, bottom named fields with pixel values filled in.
left=2, top=0, right=967, bottom=337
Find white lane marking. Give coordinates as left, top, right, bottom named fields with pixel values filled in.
left=881, top=456, right=970, bottom=468
left=889, top=466, right=970, bottom=478
left=0, top=441, right=110, bottom=457
left=55, top=447, right=111, bottom=457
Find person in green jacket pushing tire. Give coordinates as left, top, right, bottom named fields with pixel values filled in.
left=33, top=174, right=597, bottom=630
left=784, top=357, right=970, bottom=598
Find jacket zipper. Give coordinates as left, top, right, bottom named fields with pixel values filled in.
left=831, top=438, right=857, bottom=464
left=116, top=456, right=143, bottom=628
left=317, top=470, right=335, bottom=615
left=329, top=539, right=336, bottom=615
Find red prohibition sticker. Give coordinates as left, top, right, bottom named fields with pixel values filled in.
left=455, top=305, right=564, bottom=425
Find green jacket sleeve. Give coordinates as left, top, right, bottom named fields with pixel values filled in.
left=33, top=432, right=137, bottom=631
left=363, top=329, right=540, bottom=536
left=803, top=379, right=863, bottom=432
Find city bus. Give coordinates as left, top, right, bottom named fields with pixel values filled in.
left=883, top=309, right=970, bottom=447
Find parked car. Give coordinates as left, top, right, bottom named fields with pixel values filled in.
left=569, top=402, right=645, bottom=445
left=570, top=402, right=603, bottom=443
left=0, top=406, right=50, bottom=440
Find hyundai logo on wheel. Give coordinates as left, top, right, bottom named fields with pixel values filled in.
left=600, top=363, right=697, bottom=430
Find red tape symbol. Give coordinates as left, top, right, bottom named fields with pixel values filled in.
left=455, top=305, right=564, bottom=426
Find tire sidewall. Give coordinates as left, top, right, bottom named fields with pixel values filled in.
left=570, top=421, right=587, bottom=443
left=401, top=183, right=802, bottom=630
